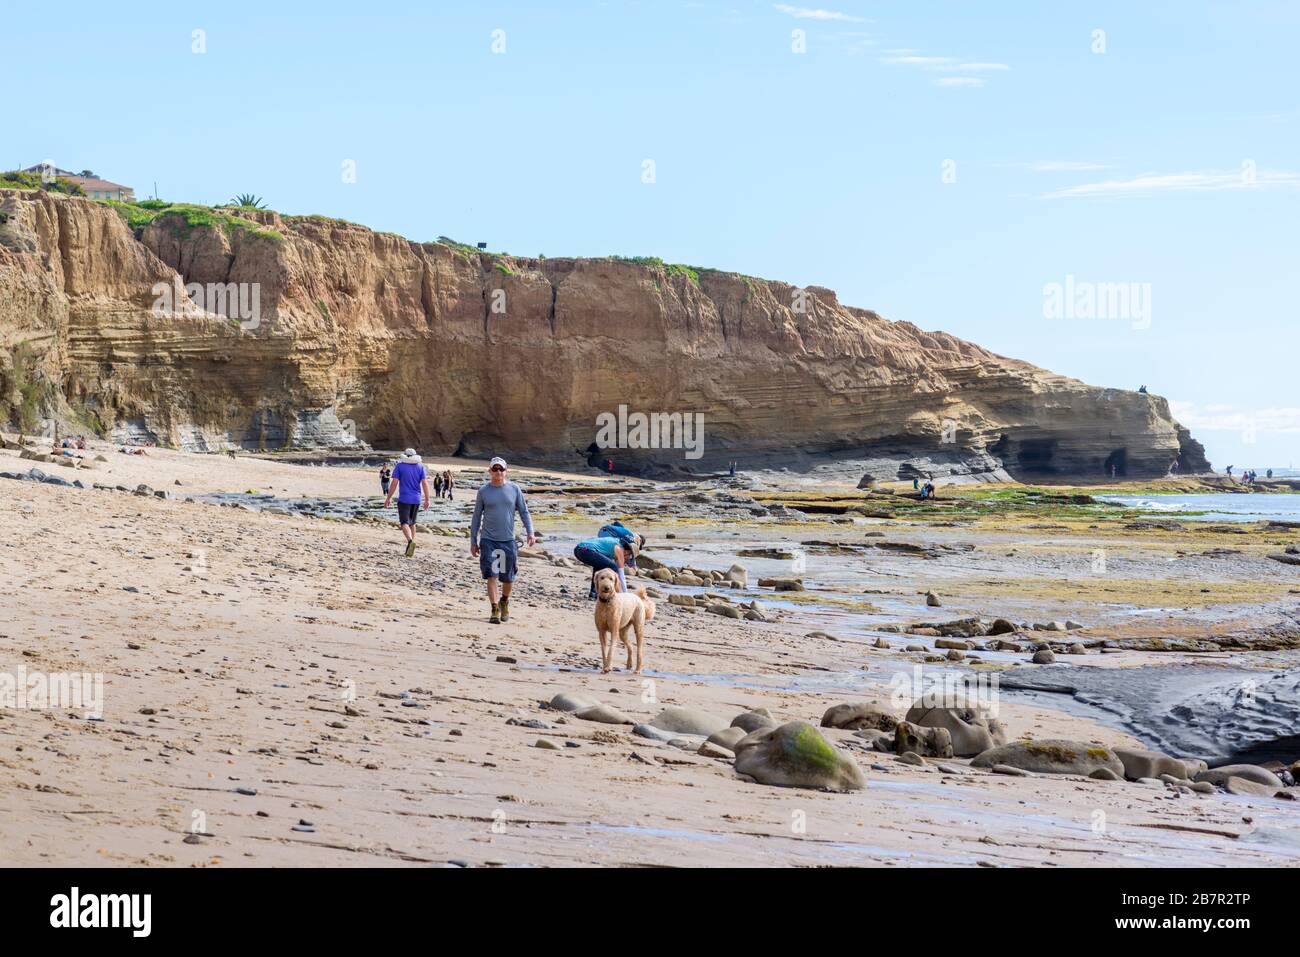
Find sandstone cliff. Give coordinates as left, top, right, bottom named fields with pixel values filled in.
left=0, top=188, right=1209, bottom=479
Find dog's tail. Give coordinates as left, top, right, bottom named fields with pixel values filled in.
left=636, top=585, right=656, bottom=621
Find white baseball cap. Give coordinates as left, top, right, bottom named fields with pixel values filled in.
left=489, top=456, right=508, bottom=469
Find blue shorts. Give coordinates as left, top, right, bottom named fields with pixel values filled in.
left=479, top=538, right=518, bottom=582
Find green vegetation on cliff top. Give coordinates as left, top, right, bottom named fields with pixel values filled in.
left=101, top=199, right=284, bottom=243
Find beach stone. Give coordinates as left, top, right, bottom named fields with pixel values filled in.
left=925, top=591, right=942, bottom=607
left=904, top=703, right=1008, bottom=758
left=820, top=701, right=898, bottom=732
left=707, top=726, right=749, bottom=750
left=945, top=649, right=964, bottom=661
left=732, top=721, right=865, bottom=792
left=893, top=721, right=954, bottom=758
left=854, top=728, right=896, bottom=751
left=757, top=577, right=804, bottom=592
left=549, top=691, right=598, bottom=713
left=1224, top=777, right=1280, bottom=797
left=1194, top=765, right=1283, bottom=789
left=991, top=764, right=1029, bottom=777
left=707, top=603, right=742, bottom=619
left=1180, top=757, right=1210, bottom=777
left=575, top=703, right=634, bottom=725
left=971, top=739, right=1125, bottom=777
left=698, top=741, right=735, bottom=759
left=633, top=723, right=691, bottom=743
left=987, top=618, right=1016, bottom=635
left=1032, top=649, right=1056, bottom=664
left=534, top=738, right=560, bottom=750
left=1114, top=747, right=1189, bottom=782
left=649, top=706, right=729, bottom=736
left=731, top=710, right=777, bottom=734
left=873, top=636, right=890, bottom=649
left=668, top=593, right=696, bottom=607
left=1089, top=767, right=1121, bottom=781
left=905, top=644, right=926, bottom=652
left=725, top=564, right=748, bottom=587
left=935, top=638, right=971, bottom=650
left=1190, top=781, right=1215, bottom=794
left=897, top=751, right=925, bottom=766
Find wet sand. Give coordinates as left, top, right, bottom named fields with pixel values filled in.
left=2, top=438, right=1299, bottom=867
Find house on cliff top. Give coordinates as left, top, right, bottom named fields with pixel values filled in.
left=22, top=164, right=135, bottom=201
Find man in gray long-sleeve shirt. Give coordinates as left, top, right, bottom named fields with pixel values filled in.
left=470, top=456, right=535, bottom=624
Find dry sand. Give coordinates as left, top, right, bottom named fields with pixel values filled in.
left=2, top=441, right=1297, bottom=867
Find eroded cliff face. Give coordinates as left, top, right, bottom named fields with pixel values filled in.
left=0, top=189, right=1209, bottom=478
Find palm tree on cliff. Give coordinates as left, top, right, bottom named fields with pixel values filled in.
left=228, top=193, right=267, bottom=209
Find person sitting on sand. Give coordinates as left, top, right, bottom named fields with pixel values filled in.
left=574, top=534, right=636, bottom=599
left=384, top=448, right=429, bottom=557
left=470, top=457, right=534, bottom=624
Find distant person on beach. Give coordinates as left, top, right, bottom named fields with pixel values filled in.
left=444, top=470, right=455, bottom=500
left=433, top=471, right=444, bottom=498
left=384, top=448, right=429, bottom=557
left=912, top=477, right=920, bottom=491
left=1268, top=469, right=1274, bottom=479
left=379, top=462, right=392, bottom=496
left=470, top=457, right=534, bottom=624
left=575, top=535, right=637, bottom=599
left=1226, top=465, right=1234, bottom=479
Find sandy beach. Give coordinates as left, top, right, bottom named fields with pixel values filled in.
left=3, top=437, right=1298, bottom=868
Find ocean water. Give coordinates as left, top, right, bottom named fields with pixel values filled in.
left=1097, top=493, right=1300, bottom=523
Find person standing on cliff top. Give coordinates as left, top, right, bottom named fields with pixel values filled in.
left=384, top=448, right=430, bottom=557
left=470, top=457, right=534, bottom=624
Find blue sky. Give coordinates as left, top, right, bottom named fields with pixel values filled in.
left=5, top=0, right=1298, bottom=467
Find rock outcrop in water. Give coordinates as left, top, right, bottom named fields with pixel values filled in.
left=0, top=189, right=1210, bottom=477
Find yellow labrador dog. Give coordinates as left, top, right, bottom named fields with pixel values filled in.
left=593, top=567, right=655, bottom=673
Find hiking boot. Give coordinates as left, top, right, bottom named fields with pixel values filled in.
left=499, top=598, right=510, bottom=623
left=489, top=603, right=501, bottom=624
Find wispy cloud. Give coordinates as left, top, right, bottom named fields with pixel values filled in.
left=1170, top=400, right=1300, bottom=435
left=1042, top=168, right=1300, bottom=199
left=880, top=49, right=1009, bottom=87
left=773, top=4, right=865, bottom=21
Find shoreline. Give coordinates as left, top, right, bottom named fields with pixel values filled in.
left=3, top=434, right=1299, bottom=867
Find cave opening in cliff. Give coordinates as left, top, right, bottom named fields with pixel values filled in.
left=1013, top=437, right=1058, bottom=474
left=1104, top=447, right=1128, bottom=477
